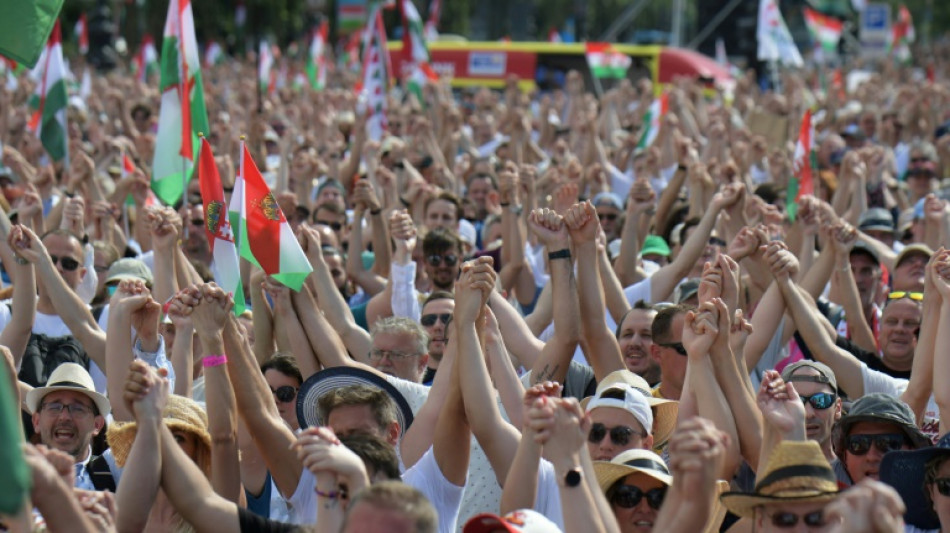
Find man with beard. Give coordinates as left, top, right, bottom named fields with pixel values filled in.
left=419, top=292, right=454, bottom=385
left=25, top=363, right=115, bottom=491
left=615, top=302, right=660, bottom=385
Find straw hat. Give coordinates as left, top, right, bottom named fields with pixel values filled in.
left=26, top=363, right=111, bottom=417
left=594, top=448, right=673, bottom=493
left=106, top=394, right=211, bottom=467
left=720, top=441, right=839, bottom=518
left=581, top=370, right=678, bottom=448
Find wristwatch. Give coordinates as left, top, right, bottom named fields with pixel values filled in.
left=564, top=468, right=582, bottom=487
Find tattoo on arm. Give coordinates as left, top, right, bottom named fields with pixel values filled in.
left=535, top=363, right=560, bottom=384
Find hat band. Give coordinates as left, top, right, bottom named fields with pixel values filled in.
left=624, top=457, right=671, bottom=476
left=50, top=380, right=93, bottom=391
left=754, top=464, right=836, bottom=494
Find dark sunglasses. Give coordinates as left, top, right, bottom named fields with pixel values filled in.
left=911, top=156, right=931, bottom=164
left=420, top=313, right=451, bottom=327
left=270, top=386, right=298, bottom=403
left=800, top=392, right=836, bottom=410
left=846, top=433, right=906, bottom=456
left=316, top=220, right=343, bottom=231
left=888, top=291, right=924, bottom=301
left=610, top=484, right=666, bottom=510
left=768, top=510, right=825, bottom=528
left=708, top=236, right=727, bottom=247
left=191, top=218, right=205, bottom=226
left=426, top=254, right=459, bottom=267
left=49, top=255, right=81, bottom=272
left=588, top=423, right=639, bottom=447
left=598, top=213, right=619, bottom=222
left=657, top=342, right=687, bottom=356
left=935, top=478, right=950, bottom=497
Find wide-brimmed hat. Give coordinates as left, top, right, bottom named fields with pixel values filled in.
left=880, top=432, right=946, bottom=530
left=720, top=441, right=839, bottom=517
left=106, top=394, right=210, bottom=467
left=463, top=509, right=561, bottom=533
left=581, top=370, right=678, bottom=448
left=26, top=363, right=111, bottom=417
left=594, top=448, right=673, bottom=492
left=835, top=393, right=932, bottom=453
left=296, top=366, right=414, bottom=438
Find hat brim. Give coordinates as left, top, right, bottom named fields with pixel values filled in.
left=720, top=490, right=839, bottom=518
left=26, top=385, right=111, bottom=418
left=107, top=418, right=212, bottom=467
left=880, top=447, right=948, bottom=530
left=839, top=414, right=933, bottom=450
left=105, top=273, right=153, bottom=285
left=594, top=461, right=673, bottom=493
left=860, top=224, right=895, bottom=233
left=296, top=367, right=414, bottom=438
left=579, top=396, right=678, bottom=449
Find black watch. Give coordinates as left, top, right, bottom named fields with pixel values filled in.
left=564, top=468, right=582, bottom=487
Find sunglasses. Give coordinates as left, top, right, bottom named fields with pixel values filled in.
left=316, top=220, right=343, bottom=231
left=420, top=313, right=452, bottom=327
left=191, top=218, right=205, bottom=226
left=768, top=510, right=825, bottom=528
left=911, top=157, right=931, bottom=164
left=49, top=255, right=81, bottom=272
left=588, top=423, right=640, bottom=447
left=610, top=484, right=666, bottom=510
left=935, top=478, right=950, bottom=497
left=426, top=254, right=459, bottom=267
left=657, top=342, right=687, bottom=356
left=800, top=392, right=836, bottom=410
left=888, top=291, right=923, bottom=301
left=598, top=213, right=619, bottom=222
left=846, top=433, right=907, bottom=456
left=270, top=386, right=297, bottom=403
left=708, top=236, right=727, bottom=247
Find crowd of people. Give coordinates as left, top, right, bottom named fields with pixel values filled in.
left=2, top=33, right=950, bottom=533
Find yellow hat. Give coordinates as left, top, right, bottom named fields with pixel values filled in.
left=106, top=395, right=211, bottom=468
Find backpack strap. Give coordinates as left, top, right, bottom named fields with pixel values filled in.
left=86, top=455, right=117, bottom=492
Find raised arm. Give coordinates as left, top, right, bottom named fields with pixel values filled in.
left=265, top=276, right=320, bottom=380
left=500, top=382, right=561, bottom=516
left=929, top=252, right=950, bottom=435
left=106, top=280, right=162, bottom=422
left=614, top=179, right=655, bottom=287
left=347, top=181, right=388, bottom=294
left=365, top=210, right=419, bottom=326
left=2, top=226, right=37, bottom=366
left=826, top=222, right=877, bottom=353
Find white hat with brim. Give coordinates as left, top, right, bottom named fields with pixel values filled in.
left=463, top=509, right=562, bottom=533
left=594, top=448, right=673, bottom=493
left=581, top=370, right=679, bottom=448
left=26, top=363, right=111, bottom=417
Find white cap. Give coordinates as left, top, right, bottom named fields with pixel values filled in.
left=585, top=383, right=654, bottom=436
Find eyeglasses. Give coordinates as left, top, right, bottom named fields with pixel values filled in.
left=800, top=392, right=836, bottom=410
left=598, top=213, right=618, bottom=222
left=316, top=220, right=343, bottom=231
left=368, top=349, right=418, bottom=361
left=421, top=313, right=451, bottom=327
left=610, top=484, right=666, bottom=510
left=191, top=218, right=205, bottom=226
left=588, top=423, right=641, bottom=447
left=708, top=236, right=727, bottom=247
left=845, top=433, right=907, bottom=456
left=935, top=478, right=950, bottom=497
left=270, top=386, right=297, bottom=403
left=768, top=510, right=826, bottom=528
left=888, top=291, right=924, bottom=301
left=426, top=254, right=459, bottom=267
left=42, top=401, right=93, bottom=417
left=657, top=342, right=687, bottom=356
left=49, top=255, right=81, bottom=272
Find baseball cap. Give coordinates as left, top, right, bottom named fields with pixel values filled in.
left=781, top=360, right=838, bottom=392
left=895, top=243, right=933, bottom=269
left=676, top=279, right=700, bottom=304
left=858, top=208, right=895, bottom=233
left=585, top=383, right=653, bottom=436
left=850, top=241, right=880, bottom=265
left=105, top=258, right=154, bottom=285
left=836, top=393, right=931, bottom=451
left=640, top=235, right=671, bottom=257
left=464, top=509, right=561, bottom=533
left=592, top=192, right=624, bottom=211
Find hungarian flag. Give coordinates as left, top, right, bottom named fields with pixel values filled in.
left=133, top=34, right=159, bottom=84
left=890, top=5, right=915, bottom=62
left=636, top=93, right=668, bottom=150
left=548, top=28, right=562, bottom=43
left=258, top=40, right=276, bottom=95
left=151, top=0, right=209, bottom=207
left=401, top=0, right=438, bottom=101
left=0, top=343, right=30, bottom=514
left=305, top=21, right=328, bottom=90
left=585, top=43, right=631, bottom=79
left=803, top=8, right=842, bottom=55
left=198, top=138, right=246, bottom=314
left=230, top=142, right=312, bottom=291
left=28, top=20, right=68, bottom=162
left=424, top=0, right=441, bottom=42
left=204, top=40, right=224, bottom=67
left=0, top=0, right=63, bottom=68
left=75, top=13, right=89, bottom=55
left=788, top=109, right=816, bottom=221
left=361, top=7, right=389, bottom=141
left=756, top=0, right=803, bottom=67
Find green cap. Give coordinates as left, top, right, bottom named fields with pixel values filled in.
left=641, top=235, right=671, bottom=258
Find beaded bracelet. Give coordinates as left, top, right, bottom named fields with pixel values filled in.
left=315, top=488, right=340, bottom=500
left=202, top=354, right=228, bottom=368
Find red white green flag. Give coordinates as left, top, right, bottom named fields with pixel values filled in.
left=401, top=0, right=438, bottom=101
left=133, top=34, right=159, bottom=84
left=890, top=5, right=915, bottom=62
left=230, top=141, right=312, bottom=290
left=788, top=109, right=816, bottom=220
left=305, top=20, right=329, bottom=90
left=204, top=40, right=223, bottom=68
left=585, top=43, right=631, bottom=79
left=361, top=7, right=390, bottom=141
left=198, top=137, right=246, bottom=313
left=803, top=8, right=842, bottom=54
left=424, top=0, right=441, bottom=42
left=151, top=0, right=209, bottom=207
left=636, top=93, right=668, bottom=150
left=29, top=20, right=68, bottom=162
left=75, top=14, right=89, bottom=55
left=258, top=40, right=276, bottom=95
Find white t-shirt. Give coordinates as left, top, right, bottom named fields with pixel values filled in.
left=285, top=467, right=318, bottom=524
left=402, top=446, right=466, bottom=533
left=534, top=460, right=565, bottom=529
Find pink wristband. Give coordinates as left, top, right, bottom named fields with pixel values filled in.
left=202, top=354, right=228, bottom=368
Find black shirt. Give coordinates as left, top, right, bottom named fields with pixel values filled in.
left=835, top=335, right=911, bottom=380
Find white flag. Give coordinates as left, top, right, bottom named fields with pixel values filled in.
left=757, top=0, right=803, bottom=67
